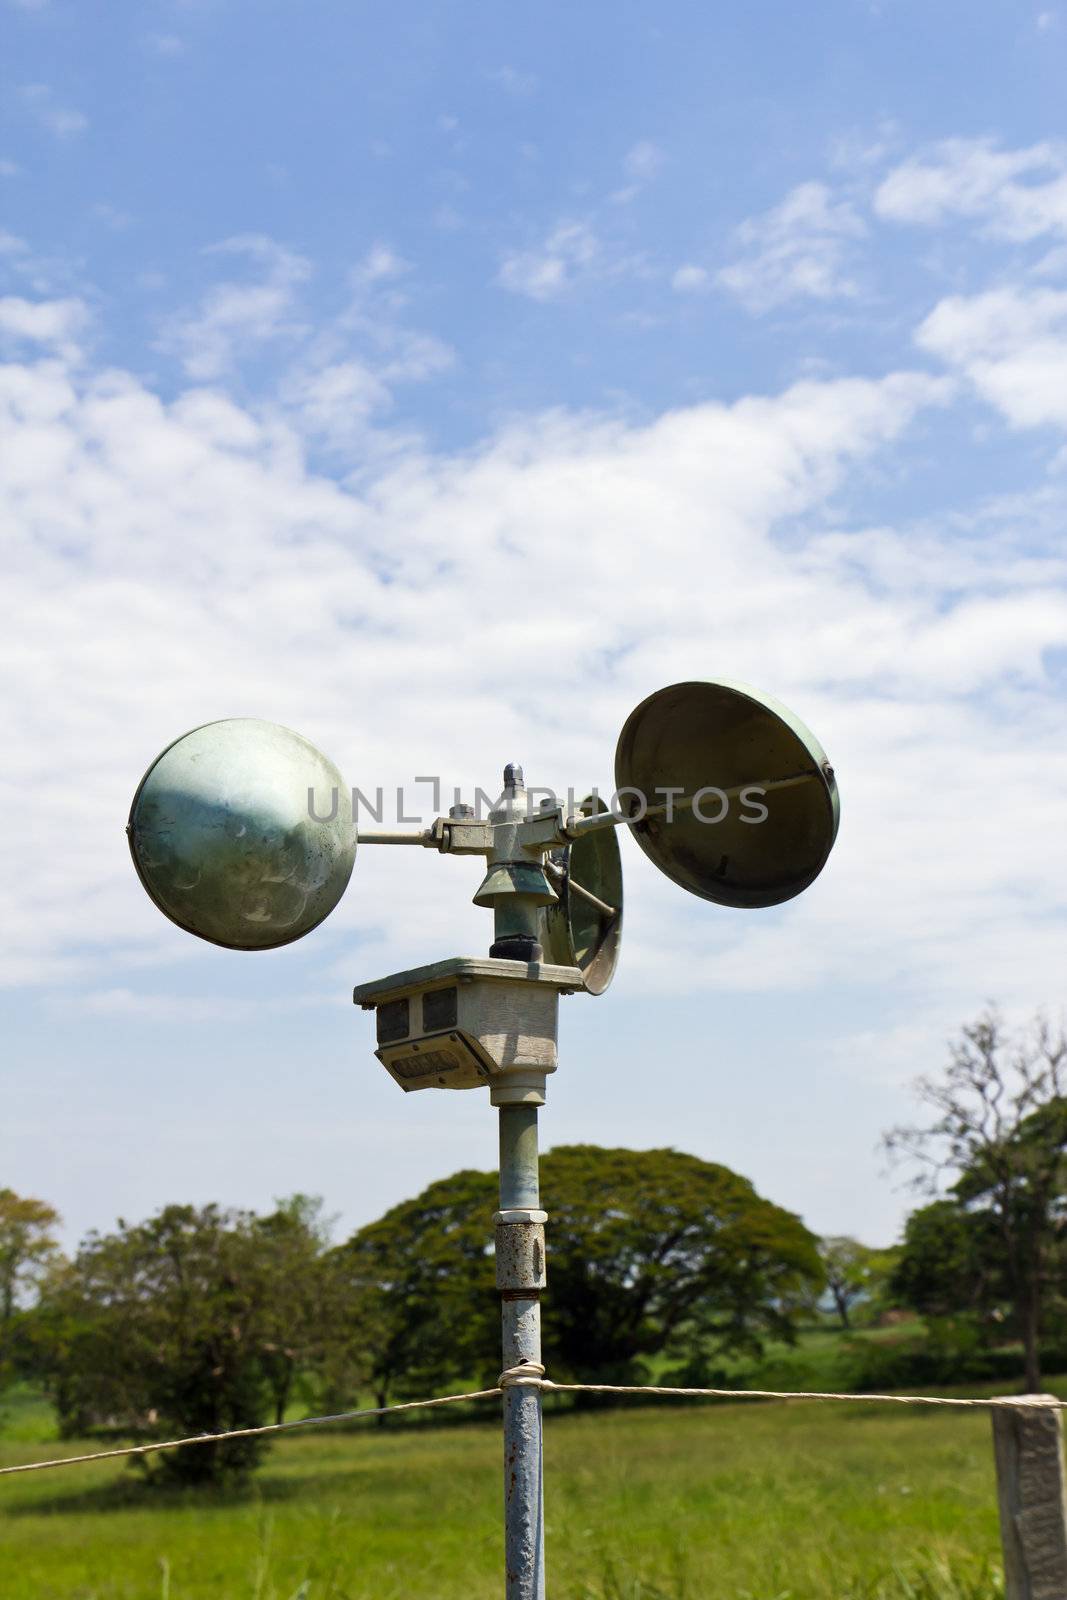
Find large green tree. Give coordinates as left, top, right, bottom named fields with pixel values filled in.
left=26, top=1198, right=334, bottom=1483
left=332, top=1145, right=822, bottom=1401
left=885, top=1010, right=1067, bottom=1390
left=541, top=1146, right=821, bottom=1382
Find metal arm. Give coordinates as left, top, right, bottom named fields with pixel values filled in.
left=561, top=769, right=823, bottom=838
left=543, top=859, right=617, bottom=919
left=358, top=816, right=494, bottom=854
left=356, top=829, right=435, bottom=846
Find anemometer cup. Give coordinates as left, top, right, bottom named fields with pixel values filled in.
left=127, top=718, right=356, bottom=951
left=614, top=679, right=839, bottom=909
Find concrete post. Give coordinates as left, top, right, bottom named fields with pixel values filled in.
left=992, top=1397, right=1067, bottom=1600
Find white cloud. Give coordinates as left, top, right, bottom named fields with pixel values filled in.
left=159, top=236, right=448, bottom=416
left=159, top=235, right=312, bottom=379
left=717, top=181, right=866, bottom=312
left=875, top=137, right=1067, bottom=241
left=0, top=294, right=88, bottom=352
left=281, top=329, right=452, bottom=455
left=917, top=286, right=1067, bottom=428
left=283, top=360, right=393, bottom=448
left=497, top=221, right=600, bottom=300
left=270, top=245, right=453, bottom=452
left=671, top=264, right=710, bottom=293
left=828, top=122, right=900, bottom=174
left=610, top=139, right=665, bottom=205
left=18, top=84, right=88, bottom=139
left=349, top=243, right=409, bottom=295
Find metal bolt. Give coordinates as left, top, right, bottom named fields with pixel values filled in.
left=504, top=763, right=524, bottom=791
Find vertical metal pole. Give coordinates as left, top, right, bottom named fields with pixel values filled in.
left=497, top=1103, right=546, bottom=1600
left=488, top=760, right=550, bottom=1596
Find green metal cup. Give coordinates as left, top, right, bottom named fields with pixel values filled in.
left=615, top=679, right=839, bottom=908
left=127, top=718, right=355, bottom=950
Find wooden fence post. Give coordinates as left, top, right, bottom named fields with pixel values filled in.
left=992, top=1397, right=1067, bottom=1600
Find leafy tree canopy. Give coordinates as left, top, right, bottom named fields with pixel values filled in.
left=24, top=1198, right=332, bottom=1483
left=332, top=1145, right=822, bottom=1398
left=889, top=1199, right=1003, bottom=1322
left=542, top=1146, right=821, bottom=1382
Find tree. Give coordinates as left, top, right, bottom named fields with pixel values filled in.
left=817, top=1236, right=897, bottom=1330
left=0, top=1189, right=61, bottom=1321
left=254, top=1194, right=337, bottom=1425
left=26, top=1201, right=336, bottom=1483
left=328, top=1168, right=497, bottom=1417
left=332, top=1146, right=822, bottom=1401
left=889, top=1199, right=1002, bottom=1325
left=884, top=1009, right=1067, bottom=1391
left=540, top=1146, right=822, bottom=1383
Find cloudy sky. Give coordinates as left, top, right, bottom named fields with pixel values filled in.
left=2, top=0, right=1067, bottom=1254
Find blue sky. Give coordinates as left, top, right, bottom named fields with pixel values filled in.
left=3, top=0, right=1067, bottom=1255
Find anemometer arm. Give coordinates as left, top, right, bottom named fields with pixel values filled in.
left=542, top=859, right=617, bottom=920
left=357, top=808, right=564, bottom=856
left=559, top=768, right=828, bottom=838
left=358, top=814, right=501, bottom=853
left=356, top=828, right=438, bottom=846
left=356, top=782, right=830, bottom=854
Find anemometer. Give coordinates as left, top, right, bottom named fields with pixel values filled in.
left=127, top=678, right=840, bottom=1600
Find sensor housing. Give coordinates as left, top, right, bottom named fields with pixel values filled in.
left=352, top=956, right=582, bottom=1105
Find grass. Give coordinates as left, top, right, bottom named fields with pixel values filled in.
left=644, top=1315, right=944, bottom=1393
left=0, top=1381, right=59, bottom=1443
left=0, top=1381, right=1015, bottom=1600
left=646, top=1328, right=849, bottom=1390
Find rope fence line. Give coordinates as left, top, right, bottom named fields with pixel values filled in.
left=2, top=1365, right=1065, bottom=1480
left=0, top=1386, right=503, bottom=1478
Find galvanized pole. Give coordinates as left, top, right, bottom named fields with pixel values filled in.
left=486, top=762, right=549, bottom=1600
left=497, top=1103, right=546, bottom=1600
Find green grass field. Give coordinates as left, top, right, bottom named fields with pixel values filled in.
left=0, top=1380, right=1021, bottom=1600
